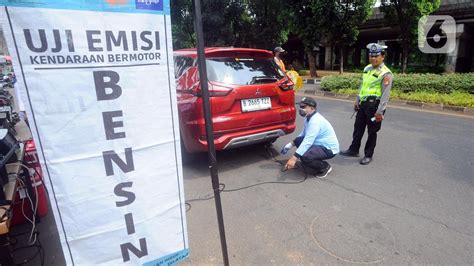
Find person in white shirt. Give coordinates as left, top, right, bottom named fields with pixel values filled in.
left=281, top=97, right=339, bottom=178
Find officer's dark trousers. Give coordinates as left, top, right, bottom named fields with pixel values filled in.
left=293, top=136, right=335, bottom=173
left=348, top=105, right=384, bottom=158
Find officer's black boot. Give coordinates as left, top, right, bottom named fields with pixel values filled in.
left=360, top=157, right=372, bottom=165
left=339, top=149, right=359, bottom=157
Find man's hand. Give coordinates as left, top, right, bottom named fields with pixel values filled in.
left=354, top=101, right=360, bottom=111
left=375, top=113, right=384, bottom=122
left=285, top=156, right=298, bottom=170
left=280, top=142, right=294, bottom=154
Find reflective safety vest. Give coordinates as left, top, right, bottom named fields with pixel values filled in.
left=274, top=57, right=286, bottom=72
left=359, top=64, right=392, bottom=101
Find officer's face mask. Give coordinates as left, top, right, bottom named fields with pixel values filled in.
left=298, top=106, right=307, bottom=117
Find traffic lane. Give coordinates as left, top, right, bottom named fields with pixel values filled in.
left=298, top=94, right=473, bottom=233
left=182, top=145, right=320, bottom=264
left=182, top=95, right=473, bottom=264
left=183, top=149, right=472, bottom=264
left=182, top=144, right=302, bottom=200
left=296, top=94, right=473, bottom=258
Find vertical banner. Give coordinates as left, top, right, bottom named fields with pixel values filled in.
left=0, top=0, right=188, bottom=265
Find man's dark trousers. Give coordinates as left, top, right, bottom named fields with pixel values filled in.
left=294, top=136, right=335, bottom=173
left=348, top=104, right=384, bottom=158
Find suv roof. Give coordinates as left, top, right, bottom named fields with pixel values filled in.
left=174, top=47, right=273, bottom=59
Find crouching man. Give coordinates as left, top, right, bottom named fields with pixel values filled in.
left=281, top=97, right=339, bottom=178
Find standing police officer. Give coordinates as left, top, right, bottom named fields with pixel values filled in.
left=340, top=43, right=393, bottom=165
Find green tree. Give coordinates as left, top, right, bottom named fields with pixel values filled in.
left=312, top=0, right=375, bottom=74
left=246, top=0, right=289, bottom=49
left=201, top=0, right=245, bottom=46
left=225, top=1, right=253, bottom=47
left=380, top=0, right=441, bottom=73
left=171, top=0, right=291, bottom=49
left=171, top=0, right=195, bottom=49
left=171, top=0, right=250, bottom=48
left=286, top=0, right=322, bottom=77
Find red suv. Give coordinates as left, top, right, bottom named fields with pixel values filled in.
left=174, top=47, right=296, bottom=153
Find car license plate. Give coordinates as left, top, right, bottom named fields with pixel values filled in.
left=241, top=97, right=271, bottom=112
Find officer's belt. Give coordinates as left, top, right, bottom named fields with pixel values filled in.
left=359, top=96, right=380, bottom=108
left=360, top=96, right=381, bottom=102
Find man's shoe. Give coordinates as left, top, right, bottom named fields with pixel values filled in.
left=339, top=149, right=359, bottom=157
left=360, top=157, right=372, bottom=165
left=316, top=166, right=332, bottom=179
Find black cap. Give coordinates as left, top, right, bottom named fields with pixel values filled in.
left=299, top=97, right=317, bottom=108
left=274, top=47, right=285, bottom=53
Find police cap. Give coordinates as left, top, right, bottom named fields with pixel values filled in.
left=367, top=43, right=387, bottom=56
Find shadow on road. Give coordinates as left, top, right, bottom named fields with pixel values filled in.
left=182, top=143, right=307, bottom=183
left=183, top=144, right=271, bottom=172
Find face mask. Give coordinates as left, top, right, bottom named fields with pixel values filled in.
left=298, top=108, right=306, bottom=117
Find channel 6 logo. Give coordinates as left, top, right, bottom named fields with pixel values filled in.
left=418, top=15, right=456, bottom=54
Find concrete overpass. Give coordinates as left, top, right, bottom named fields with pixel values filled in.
left=320, top=0, right=474, bottom=72
left=1, top=1, right=473, bottom=73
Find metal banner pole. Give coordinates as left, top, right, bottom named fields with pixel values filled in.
left=191, top=0, right=230, bottom=265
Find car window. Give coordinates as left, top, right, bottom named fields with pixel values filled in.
left=174, top=56, right=195, bottom=78
left=206, top=57, right=284, bottom=85
left=174, top=56, right=184, bottom=78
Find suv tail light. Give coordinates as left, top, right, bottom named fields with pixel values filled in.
left=190, top=82, right=233, bottom=97
left=278, top=78, right=294, bottom=91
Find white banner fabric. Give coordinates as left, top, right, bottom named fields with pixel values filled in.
left=0, top=2, right=188, bottom=265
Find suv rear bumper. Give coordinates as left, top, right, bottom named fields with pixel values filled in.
left=184, top=123, right=296, bottom=153
left=223, top=129, right=285, bottom=149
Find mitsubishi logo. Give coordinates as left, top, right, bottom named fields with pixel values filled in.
left=255, top=88, right=262, bottom=95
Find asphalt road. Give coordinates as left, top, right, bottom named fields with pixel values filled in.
left=182, top=88, right=474, bottom=264
left=14, top=86, right=473, bottom=265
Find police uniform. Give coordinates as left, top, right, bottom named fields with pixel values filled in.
left=340, top=43, right=393, bottom=165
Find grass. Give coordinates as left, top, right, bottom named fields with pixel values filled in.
left=304, top=70, right=474, bottom=107
left=391, top=90, right=474, bottom=107
left=330, top=88, right=474, bottom=108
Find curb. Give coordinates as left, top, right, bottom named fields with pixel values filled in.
left=296, top=90, right=474, bottom=116
left=302, top=78, right=320, bottom=84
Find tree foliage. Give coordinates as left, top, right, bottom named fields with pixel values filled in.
left=246, top=0, right=289, bottom=49
left=312, top=0, right=375, bottom=73
left=170, top=0, right=195, bottom=49
left=170, top=0, right=444, bottom=74
left=380, top=0, right=441, bottom=73
left=285, top=0, right=374, bottom=75
left=201, top=0, right=248, bottom=46
left=285, top=0, right=322, bottom=77
left=170, top=0, right=288, bottom=49
left=313, top=1, right=374, bottom=46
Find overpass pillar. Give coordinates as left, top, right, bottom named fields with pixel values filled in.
left=445, top=23, right=472, bottom=73
left=324, top=45, right=333, bottom=70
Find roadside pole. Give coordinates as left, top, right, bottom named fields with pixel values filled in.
left=191, top=0, right=230, bottom=265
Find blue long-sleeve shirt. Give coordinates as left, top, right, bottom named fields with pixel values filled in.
left=295, top=112, right=339, bottom=157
